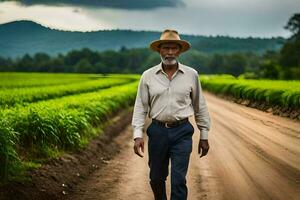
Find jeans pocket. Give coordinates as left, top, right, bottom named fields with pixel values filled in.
left=146, top=122, right=154, bottom=136
left=188, top=121, right=194, bottom=134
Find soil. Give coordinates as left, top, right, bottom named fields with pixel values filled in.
left=1, top=92, right=300, bottom=200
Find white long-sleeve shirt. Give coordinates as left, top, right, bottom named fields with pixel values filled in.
left=131, top=61, right=211, bottom=140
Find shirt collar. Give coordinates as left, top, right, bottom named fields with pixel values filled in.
left=155, top=61, right=185, bottom=74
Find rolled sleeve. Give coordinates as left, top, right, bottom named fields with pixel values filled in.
left=131, top=73, right=149, bottom=140
left=191, top=72, right=211, bottom=139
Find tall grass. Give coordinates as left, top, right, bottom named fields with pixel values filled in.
left=0, top=116, right=20, bottom=182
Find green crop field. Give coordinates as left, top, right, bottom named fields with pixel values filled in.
left=0, top=72, right=104, bottom=88
left=0, top=77, right=135, bottom=108
left=0, top=72, right=139, bottom=181
left=200, top=75, right=300, bottom=108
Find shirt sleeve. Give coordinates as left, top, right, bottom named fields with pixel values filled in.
left=131, top=72, right=149, bottom=140
left=191, top=72, right=211, bottom=139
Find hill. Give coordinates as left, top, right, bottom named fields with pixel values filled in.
left=0, top=20, right=285, bottom=58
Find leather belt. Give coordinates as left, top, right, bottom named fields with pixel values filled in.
left=152, top=118, right=188, bottom=128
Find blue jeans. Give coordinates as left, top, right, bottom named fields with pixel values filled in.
left=146, top=120, right=194, bottom=200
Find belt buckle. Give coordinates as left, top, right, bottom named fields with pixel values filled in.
left=165, top=122, right=171, bottom=128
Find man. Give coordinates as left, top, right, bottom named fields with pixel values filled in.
left=131, top=29, right=211, bottom=200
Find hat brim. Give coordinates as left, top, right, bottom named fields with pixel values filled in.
left=149, top=39, right=191, bottom=53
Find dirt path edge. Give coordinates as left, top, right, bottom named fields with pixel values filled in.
left=205, top=91, right=300, bottom=121
left=0, top=107, right=134, bottom=200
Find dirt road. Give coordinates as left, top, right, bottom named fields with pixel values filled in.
left=69, top=92, right=300, bottom=200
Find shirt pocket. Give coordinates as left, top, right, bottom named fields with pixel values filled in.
left=175, top=87, right=192, bottom=106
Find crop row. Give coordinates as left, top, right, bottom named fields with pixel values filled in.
left=0, top=77, right=135, bottom=108
left=200, top=75, right=300, bottom=108
left=0, top=81, right=139, bottom=180
left=0, top=72, right=106, bottom=88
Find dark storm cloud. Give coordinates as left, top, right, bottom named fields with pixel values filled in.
left=1, top=0, right=299, bottom=37
left=17, top=0, right=184, bottom=10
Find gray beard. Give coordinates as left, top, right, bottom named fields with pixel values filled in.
left=160, top=55, right=178, bottom=66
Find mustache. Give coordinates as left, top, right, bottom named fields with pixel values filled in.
left=163, top=56, right=176, bottom=60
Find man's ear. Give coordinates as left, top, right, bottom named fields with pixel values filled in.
left=176, top=46, right=182, bottom=56
left=176, top=51, right=181, bottom=57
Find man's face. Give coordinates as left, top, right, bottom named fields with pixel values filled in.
left=159, top=42, right=181, bottom=66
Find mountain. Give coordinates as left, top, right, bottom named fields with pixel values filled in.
left=0, top=20, right=285, bottom=58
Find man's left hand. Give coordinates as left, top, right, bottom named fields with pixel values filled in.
left=198, top=139, right=209, bottom=158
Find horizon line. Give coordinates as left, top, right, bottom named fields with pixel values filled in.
left=0, top=19, right=288, bottom=40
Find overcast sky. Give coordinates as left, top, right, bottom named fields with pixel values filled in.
left=0, top=0, right=299, bottom=38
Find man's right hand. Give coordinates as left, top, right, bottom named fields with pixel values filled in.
left=133, top=138, right=144, bottom=158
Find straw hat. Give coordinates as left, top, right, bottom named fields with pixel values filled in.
left=150, top=29, right=191, bottom=53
